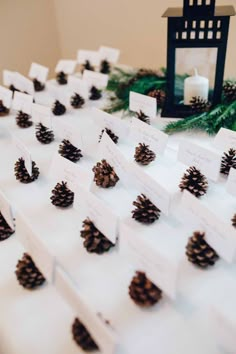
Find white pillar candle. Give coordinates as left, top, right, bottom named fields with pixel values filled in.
left=184, top=69, right=209, bottom=105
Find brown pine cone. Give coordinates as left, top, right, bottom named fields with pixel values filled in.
left=15, top=253, right=46, bottom=289
left=179, top=166, right=208, bottom=198
left=0, top=212, right=14, bottom=242
left=33, top=78, right=45, bottom=92
left=0, top=100, right=10, bottom=116
left=72, top=317, right=99, bottom=351
left=50, top=181, right=74, bottom=208
left=100, top=60, right=111, bottom=74
left=223, top=82, right=236, bottom=103
left=190, top=96, right=210, bottom=113
left=129, top=271, right=162, bottom=307
left=52, top=100, right=66, bottom=116
left=132, top=194, right=160, bottom=224
left=70, top=93, right=85, bottom=109
left=58, top=139, right=83, bottom=163
left=220, top=148, right=236, bottom=175
left=35, top=123, right=54, bottom=144
left=89, top=86, right=102, bottom=100
left=80, top=218, right=115, bottom=254
left=186, top=231, right=219, bottom=268
left=56, top=71, right=67, bottom=85
left=147, top=89, right=166, bottom=108
left=14, top=158, right=40, bottom=183
left=231, top=214, right=236, bottom=228
left=82, top=60, right=95, bottom=73
left=134, top=143, right=156, bottom=165
left=99, top=128, right=119, bottom=144
left=135, top=110, right=150, bottom=125
left=16, top=111, right=33, bottom=128
left=92, top=159, right=119, bottom=188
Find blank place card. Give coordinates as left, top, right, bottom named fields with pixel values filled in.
left=55, top=60, right=77, bottom=74
left=0, top=85, right=12, bottom=108
left=12, top=135, right=32, bottom=176
left=99, top=46, right=120, bottom=63
left=29, top=62, right=49, bottom=83
left=77, top=50, right=100, bottom=66
left=0, top=190, right=15, bottom=230
left=129, top=91, right=157, bottom=118
left=12, top=91, right=33, bottom=115
left=31, top=103, right=52, bottom=128
left=83, top=70, right=108, bottom=89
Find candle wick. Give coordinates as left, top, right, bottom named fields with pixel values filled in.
left=194, top=68, right=198, bottom=76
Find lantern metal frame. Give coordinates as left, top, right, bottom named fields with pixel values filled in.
left=162, top=0, right=235, bottom=118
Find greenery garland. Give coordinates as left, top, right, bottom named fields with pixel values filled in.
left=105, top=66, right=236, bottom=135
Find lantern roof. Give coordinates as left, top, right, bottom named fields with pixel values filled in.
left=162, top=5, right=235, bottom=18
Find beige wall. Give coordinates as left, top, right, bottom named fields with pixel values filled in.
left=0, top=0, right=60, bottom=82
left=0, top=0, right=235, bottom=81
left=54, top=0, right=236, bottom=78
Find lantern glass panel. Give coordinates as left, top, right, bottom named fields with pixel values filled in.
left=174, top=47, right=218, bottom=104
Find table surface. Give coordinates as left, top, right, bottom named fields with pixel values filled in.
left=0, top=82, right=235, bottom=354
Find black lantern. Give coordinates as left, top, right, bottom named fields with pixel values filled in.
left=162, top=0, right=235, bottom=118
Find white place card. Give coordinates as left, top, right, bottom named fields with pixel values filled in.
left=12, top=91, right=33, bottom=115
left=55, top=60, right=77, bottom=74
left=130, top=162, right=171, bottom=215
left=12, top=135, right=32, bottom=176
left=99, top=46, right=120, bottom=63
left=16, top=213, right=55, bottom=282
left=77, top=50, right=100, bottom=66
left=55, top=118, right=83, bottom=149
left=0, top=85, right=12, bottom=108
left=129, top=92, right=157, bottom=118
left=120, top=222, right=178, bottom=299
left=181, top=190, right=236, bottom=262
left=178, top=140, right=221, bottom=181
left=28, top=62, right=49, bottom=83
left=92, top=108, right=129, bottom=139
left=68, top=76, right=89, bottom=100
left=83, top=70, right=108, bottom=89
left=226, top=167, right=236, bottom=196
left=74, top=185, right=118, bottom=244
left=213, top=127, right=236, bottom=152
left=47, top=83, right=67, bottom=105
left=50, top=154, right=92, bottom=191
left=31, top=103, right=52, bottom=129
left=0, top=190, right=15, bottom=230
left=14, top=72, right=34, bottom=95
left=211, top=305, right=236, bottom=354
left=3, top=70, right=15, bottom=87
left=99, top=132, right=131, bottom=189
left=130, top=117, right=168, bottom=154
left=54, top=265, right=117, bottom=354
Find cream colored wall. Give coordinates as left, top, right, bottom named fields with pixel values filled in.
left=54, top=0, right=236, bottom=78
left=0, top=0, right=60, bottom=82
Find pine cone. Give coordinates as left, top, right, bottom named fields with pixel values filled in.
left=82, top=60, right=94, bottom=73
left=190, top=96, right=210, bottom=113
left=0, top=212, right=14, bottom=242
left=179, top=166, right=208, bottom=198
left=92, top=159, right=119, bottom=188
left=15, top=253, right=46, bottom=289
left=89, top=86, right=102, bottom=100
left=134, top=143, right=156, bottom=165
left=58, top=139, right=83, bottom=163
left=223, top=82, right=236, bottom=103
left=52, top=100, right=66, bottom=116
left=220, top=148, right=236, bottom=175
left=50, top=181, right=74, bottom=208
left=135, top=110, right=150, bottom=125
left=56, top=71, right=67, bottom=85
left=129, top=271, right=162, bottom=307
left=70, top=93, right=85, bottom=109
left=72, top=317, right=99, bottom=351
left=100, top=60, right=111, bottom=74
left=33, top=78, right=45, bottom=92
left=9, top=84, right=20, bottom=93
left=99, top=128, right=119, bottom=144
left=147, top=89, right=166, bottom=108
left=16, top=111, right=33, bottom=128
left=80, top=218, right=114, bottom=254
left=14, top=158, right=40, bottom=183
left=231, top=214, right=236, bottom=228
left=132, top=194, right=161, bottom=224
left=35, top=123, right=54, bottom=144
left=186, top=231, right=219, bottom=268
left=0, top=100, right=9, bottom=116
